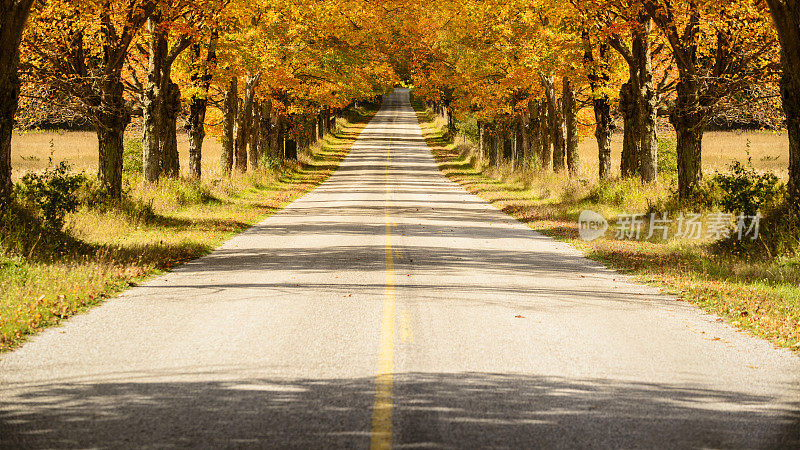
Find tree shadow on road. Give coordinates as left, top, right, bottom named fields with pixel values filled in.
left=1, top=371, right=797, bottom=448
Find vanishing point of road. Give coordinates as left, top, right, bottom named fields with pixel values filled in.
left=1, top=90, right=799, bottom=448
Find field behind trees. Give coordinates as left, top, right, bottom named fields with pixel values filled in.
left=11, top=130, right=224, bottom=180
left=10, top=129, right=791, bottom=183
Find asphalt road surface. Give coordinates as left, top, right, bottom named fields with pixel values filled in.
left=2, top=89, right=799, bottom=449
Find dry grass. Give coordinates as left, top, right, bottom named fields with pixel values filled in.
left=418, top=108, right=800, bottom=352
left=577, top=130, right=789, bottom=180
left=11, top=129, right=224, bottom=179
left=1, top=111, right=374, bottom=351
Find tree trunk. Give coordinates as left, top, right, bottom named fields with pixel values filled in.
left=671, top=56, right=704, bottom=199
left=487, top=125, right=497, bottom=165
left=644, top=1, right=717, bottom=198
left=221, top=76, right=237, bottom=175
left=590, top=74, right=614, bottom=180
left=299, top=118, right=307, bottom=154
left=306, top=117, right=315, bottom=150
left=595, top=102, right=613, bottom=181
left=0, top=0, right=34, bottom=201
left=186, top=91, right=205, bottom=180
left=448, top=108, right=456, bottom=135
left=635, top=19, right=658, bottom=183
left=482, top=122, right=491, bottom=161
left=584, top=34, right=614, bottom=180
left=610, top=19, right=658, bottom=181
left=497, top=124, right=509, bottom=163
left=540, top=99, right=552, bottom=171
left=272, top=114, right=285, bottom=160
left=234, top=72, right=261, bottom=172
left=521, top=104, right=531, bottom=166
left=674, top=118, right=703, bottom=200
left=186, top=67, right=206, bottom=179
left=233, top=99, right=248, bottom=171
left=317, top=113, right=324, bottom=141
left=502, top=127, right=513, bottom=162
left=258, top=100, right=271, bottom=166
left=96, top=78, right=130, bottom=199
left=563, top=78, right=579, bottom=175
left=185, top=34, right=217, bottom=180
left=620, top=80, right=640, bottom=178
left=298, top=118, right=309, bottom=154
left=766, top=0, right=800, bottom=200
left=541, top=75, right=565, bottom=171
left=553, top=97, right=566, bottom=172
left=285, top=138, right=297, bottom=160
left=161, top=81, right=180, bottom=177
left=528, top=101, right=541, bottom=168
left=97, top=125, right=126, bottom=199
left=786, top=77, right=800, bottom=201
left=249, top=99, right=260, bottom=171
left=477, top=120, right=482, bottom=157
left=0, top=73, right=16, bottom=201
left=514, top=116, right=524, bottom=168
left=477, top=120, right=484, bottom=159
left=142, top=19, right=190, bottom=182
left=142, top=16, right=166, bottom=183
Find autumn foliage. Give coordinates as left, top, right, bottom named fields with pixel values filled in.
left=0, top=0, right=798, bottom=203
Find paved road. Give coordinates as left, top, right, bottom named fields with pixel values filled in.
left=2, top=89, right=799, bottom=448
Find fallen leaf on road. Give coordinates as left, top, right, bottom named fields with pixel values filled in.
left=515, top=315, right=525, bottom=319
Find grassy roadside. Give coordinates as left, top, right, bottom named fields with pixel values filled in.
left=0, top=107, right=375, bottom=352
left=413, top=106, right=800, bottom=352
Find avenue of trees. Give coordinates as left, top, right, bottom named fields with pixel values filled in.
left=1, top=0, right=395, bottom=199
left=408, top=0, right=796, bottom=201
left=1, top=0, right=799, bottom=203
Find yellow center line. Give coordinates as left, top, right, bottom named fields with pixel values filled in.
left=370, top=137, right=395, bottom=450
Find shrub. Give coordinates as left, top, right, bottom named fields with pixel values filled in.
left=457, top=117, right=479, bottom=143
left=0, top=200, right=65, bottom=258
left=123, top=138, right=143, bottom=175
left=657, top=138, right=677, bottom=176
left=260, top=152, right=282, bottom=170
left=689, top=177, right=724, bottom=211
left=757, top=202, right=800, bottom=258
left=169, top=180, right=215, bottom=207
left=15, top=161, right=87, bottom=230
left=713, top=200, right=800, bottom=260
left=588, top=177, right=646, bottom=207
left=712, top=158, right=783, bottom=215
